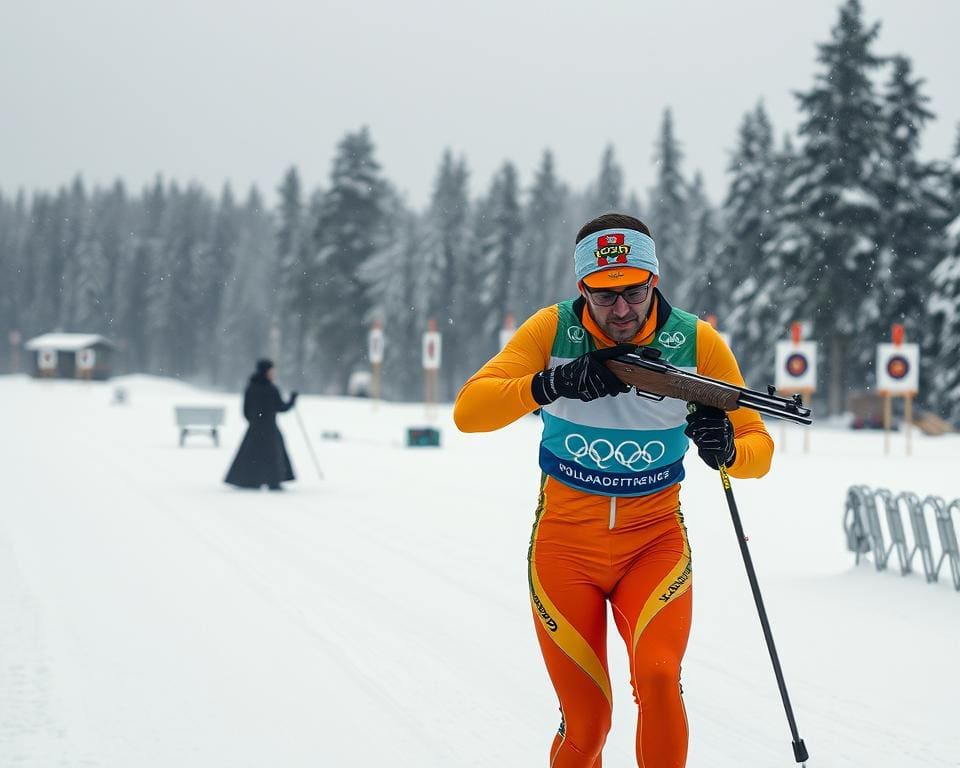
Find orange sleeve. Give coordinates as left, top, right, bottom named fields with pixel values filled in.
left=696, top=320, right=774, bottom=479
left=453, top=306, right=558, bottom=432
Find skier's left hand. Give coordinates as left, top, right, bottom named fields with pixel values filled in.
left=684, top=403, right=736, bottom=470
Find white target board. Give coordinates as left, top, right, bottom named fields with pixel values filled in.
left=775, top=341, right=817, bottom=391
left=38, top=349, right=58, bottom=370
left=368, top=328, right=384, bottom=365
left=876, top=343, right=919, bottom=394
left=77, top=348, right=96, bottom=369
left=422, top=331, right=441, bottom=371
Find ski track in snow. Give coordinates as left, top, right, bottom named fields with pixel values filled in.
left=2, top=374, right=960, bottom=767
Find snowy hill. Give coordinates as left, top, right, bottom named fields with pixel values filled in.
left=1, top=374, right=958, bottom=767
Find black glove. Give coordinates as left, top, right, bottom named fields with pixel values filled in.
left=684, top=403, right=736, bottom=470
left=532, top=344, right=635, bottom=404
left=288, top=391, right=299, bottom=406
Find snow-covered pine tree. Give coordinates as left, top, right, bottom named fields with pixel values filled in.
left=684, top=172, right=724, bottom=320
left=714, top=104, right=783, bottom=383
left=25, top=192, right=58, bottom=333
left=55, top=177, right=91, bottom=331
left=712, top=104, right=777, bottom=320
left=772, top=0, right=885, bottom=414
left=70, top=217, right=108, bottom=334
left=194, top=184, right=242, bottom=384
left=925, top=126, right=960, bottom=424
left=120, top=177, right=165, bottom=372
left=476, top=162, right=523, bottom=365
left=0, top=192, right=28, bottom=364
left=525, top=149, right=571, bottom=310
left=275, top=166, right=314, bottom=388
left=587, top=144, right=624, bottom=218
left=216, top=187, right=276, bottom=388
left=927, top=228, right=960, bottom=425
left=147, top=184, right=214, bottom=378
left=729, top=130, right=804, bottom=389
left=90, top=180, right=130, bottom=337
left=875, top=55, right=948, bottom=338
left=358, top=193, right=422, bottom=401
left=311, top=127, right=389, bottom=393
left=648, top=109, right=690, bottom=304
left=420, top=150, right=471, bottom=399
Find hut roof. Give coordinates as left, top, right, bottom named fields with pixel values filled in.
left=25, top=333, right=114, bottom=351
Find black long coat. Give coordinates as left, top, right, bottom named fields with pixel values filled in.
left=224, top=374, right=296, bottom=488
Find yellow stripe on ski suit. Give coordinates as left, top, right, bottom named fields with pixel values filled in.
left=632, top=510, right=692, bottom=652
left=528, top=476, right=612, bottom=706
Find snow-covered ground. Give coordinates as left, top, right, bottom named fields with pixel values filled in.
left=2, top=374, right=959, bottom=767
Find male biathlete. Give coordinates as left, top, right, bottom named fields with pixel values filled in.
left=454, top=213, right=773, bottom=768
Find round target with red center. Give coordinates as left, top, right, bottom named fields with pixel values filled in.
left=876, top=342, right=919, bottom=393
left=786, top=353, right=808, bottom=377
left=775, top=340, right=817, bottom=390
left=886, top=355, right=909, bottom=380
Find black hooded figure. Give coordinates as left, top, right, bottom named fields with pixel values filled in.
left=225, top=359, right=297, bottom=490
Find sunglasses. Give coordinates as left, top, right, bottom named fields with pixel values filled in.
left=582, top=278, right=654, bottom=307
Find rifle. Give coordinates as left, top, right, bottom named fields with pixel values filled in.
left=605, top=347, right=813, bottom=425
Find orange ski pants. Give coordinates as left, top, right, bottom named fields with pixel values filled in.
left=528, top=475, right=693, bottom=768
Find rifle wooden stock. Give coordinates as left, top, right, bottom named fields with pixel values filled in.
left=606, top=360, right=742, bottom=411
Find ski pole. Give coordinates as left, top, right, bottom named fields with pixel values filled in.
left=293, top=403, right=324, bottom=480
left=717, top=460, right=808, bottom=765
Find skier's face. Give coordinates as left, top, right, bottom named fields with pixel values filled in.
left=266, top=367, right=276, bottom=381
left=581, top=281, right=654, bottom=342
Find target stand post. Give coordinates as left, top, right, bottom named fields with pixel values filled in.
left=774, top=323, right=817, bottom=454
left=876, top=324, right=919, bottom=458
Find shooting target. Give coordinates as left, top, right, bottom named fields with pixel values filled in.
left=775, top=341, right=817, bottom=390
left=876, top=343, right=919, bottom=393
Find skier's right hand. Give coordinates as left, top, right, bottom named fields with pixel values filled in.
left=532, top=344, right=635, bottom=404
left=289, top=391, right=299, bottom=406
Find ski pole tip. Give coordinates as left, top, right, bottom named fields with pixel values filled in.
left=793, top=738, right=809, bottom=763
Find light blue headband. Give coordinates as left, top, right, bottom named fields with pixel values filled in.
left=574, top=227, right=659, bottom=282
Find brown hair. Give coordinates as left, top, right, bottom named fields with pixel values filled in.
left=575, top=213, right=652, bottom=244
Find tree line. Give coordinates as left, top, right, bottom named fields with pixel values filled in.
left=1, top=0, right=958, bottom=422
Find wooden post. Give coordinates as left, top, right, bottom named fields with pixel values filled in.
left=883, top=393, right=892, bottom=455
left=904, top=393, right=913, bottom=457
left=372, top=362, right=381, bottom=402
left=424, top=369, right=438, bottom=415
left=369, top=321, right=384, bottom=408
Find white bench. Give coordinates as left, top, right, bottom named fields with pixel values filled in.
left=174, top=406, right=225, bottom=447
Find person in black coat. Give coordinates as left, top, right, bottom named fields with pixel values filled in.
left=225, top=359, right=297, bottom=490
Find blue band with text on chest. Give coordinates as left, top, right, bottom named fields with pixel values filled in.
left=540, top=444, right=685, bottom=497
left=574, top=228, right=659, bottom=282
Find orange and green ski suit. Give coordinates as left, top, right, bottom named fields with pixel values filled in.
left=454, top=293, right=774, bottom=768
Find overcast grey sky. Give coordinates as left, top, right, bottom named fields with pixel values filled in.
left=1, top=0, right=957, bottom=208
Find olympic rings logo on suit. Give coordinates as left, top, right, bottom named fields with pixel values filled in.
left=658, top=330, right=686, bottom=349
left=564, top=433, right=666, bottom=470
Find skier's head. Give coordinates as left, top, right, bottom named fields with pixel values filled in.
left=575, top=213, right=659, bottom=342
left=574, top=213, right=658, bottom=289
left=255, top=358, right=275, bottom=380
